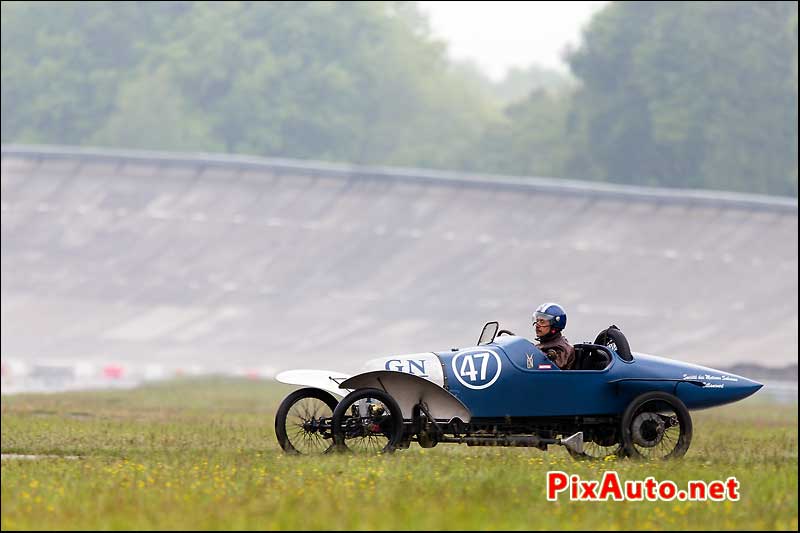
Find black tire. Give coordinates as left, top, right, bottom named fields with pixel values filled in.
left=621, top=392, right=692, bottom=460
left=594, top=325, right=633, bottom=361
left=332, top=388, right=404, bottom=454
left=275, top=388, right=339, bottom=455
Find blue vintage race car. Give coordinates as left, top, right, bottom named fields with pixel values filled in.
left=274, top=323, right=763, bottom=460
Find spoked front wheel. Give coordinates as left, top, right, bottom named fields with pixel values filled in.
left=332, top=388, right=404, bottom=454
left=275, top=388, right=339, bottom=455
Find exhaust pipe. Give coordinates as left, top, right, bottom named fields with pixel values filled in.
left=462, top=435, right=551, bottom=447
left=439, top=431, right=584, bottom=452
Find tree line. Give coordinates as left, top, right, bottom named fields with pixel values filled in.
left=2, top=1, right=797, bottom=196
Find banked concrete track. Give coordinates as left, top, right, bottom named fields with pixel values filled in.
left=1, top=145, right=797, bottom=376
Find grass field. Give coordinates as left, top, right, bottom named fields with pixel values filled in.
left=1, top=378, right=797, bottom=530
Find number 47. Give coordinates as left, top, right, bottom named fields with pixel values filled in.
left=459, top=353, right=490, bottom=381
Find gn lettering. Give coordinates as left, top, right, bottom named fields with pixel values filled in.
left=385, top=359, right=428, bottom=377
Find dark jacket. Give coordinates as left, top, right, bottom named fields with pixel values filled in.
left=536, top=332, right=575, bottom=370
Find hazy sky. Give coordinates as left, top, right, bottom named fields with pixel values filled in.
left=417, top=1, right=609, bottom=80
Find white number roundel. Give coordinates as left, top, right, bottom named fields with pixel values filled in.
left=451, top=351, right=502, bottom=390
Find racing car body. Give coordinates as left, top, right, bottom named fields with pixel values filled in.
left=274, top=323, right=763, bottom=460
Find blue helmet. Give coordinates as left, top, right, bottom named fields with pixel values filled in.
left=533, top=302, right=567, bottom=332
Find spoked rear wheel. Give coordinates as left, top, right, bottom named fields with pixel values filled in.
left=332, top=388, right=404, bottom=454
left=275, top=388, right=339, bottom=455
left=621, top=392, right=692, bottom=460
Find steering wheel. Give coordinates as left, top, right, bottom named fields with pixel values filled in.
left=497, top=329, right=516, bottom=336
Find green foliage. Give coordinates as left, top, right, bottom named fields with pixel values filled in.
left=1, top=1, right=191, bottom=144
left=564, top=1, right=798, bottom=195
left=450, top=59, right=575, bottom=109
left=1, top=1, right=494, bottom=170
left=1, top=1, right=797, bottom=195
left=89, top=66, right=222, bottom=152
left=466, top=89, right=573, bottom=178
left=1, top=379, right=797, bottom=530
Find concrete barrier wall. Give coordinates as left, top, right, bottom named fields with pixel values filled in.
left=2, top=145, right=797, bottom=376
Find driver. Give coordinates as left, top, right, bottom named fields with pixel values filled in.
left=533, top=302, right=575, bottom=370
